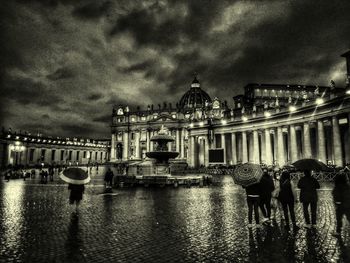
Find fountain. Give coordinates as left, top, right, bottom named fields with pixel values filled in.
left=119, top=126, right=210, bottom=186
left=146, top=125, right=179, bottom=175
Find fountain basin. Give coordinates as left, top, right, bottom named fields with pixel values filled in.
left=146, top=151, right=179, bottom=163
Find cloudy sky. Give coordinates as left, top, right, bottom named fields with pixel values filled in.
left=1, top=0, right=349, bottom=139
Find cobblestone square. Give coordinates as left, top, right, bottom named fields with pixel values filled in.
left=1, top=173, right=350, bottom=263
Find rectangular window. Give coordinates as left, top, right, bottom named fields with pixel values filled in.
left=100, top=152, right=103, bottom=160
left=95, top=152, right=98, bottom=160
left=83, top=151, right=86, bottom=158
left=29, top=149, right=35, bottom=162
left=61, top=150, right=64, bottom=161
left=76, top=151, right=80, bottom=161
left=131, top=133, right=135, bottom=140
left=69, top=151, right=72, bottom=160
left=51, top=150, right=56, bottom=161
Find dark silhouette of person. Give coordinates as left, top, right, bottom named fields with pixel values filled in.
left=259, top=169, right=275, bottom=223
left=68, top=184, right=85, bottom=211
left=297, top=170, right=320, bottom=228
left=279, top=170, right=298, bottom=230
left=332, top=172, right=350, bottom=236
left=243, top=183, right=262, bottom=228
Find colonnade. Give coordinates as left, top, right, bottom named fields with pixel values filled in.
left=188, top=114, right=350, bottom=168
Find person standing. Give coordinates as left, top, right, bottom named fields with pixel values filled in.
left=279, top=170, right=298, bottom=230
left=68, top=184, right=85, bottom=211
left=243, top=183, right=262, bottom=228
left=297, top=170, right=320, bottom=229
left=259, top=169, right=275, bottom=224
left=332, top=172, right=350, bottom=236
left=104, top=168, right=114, bottom=189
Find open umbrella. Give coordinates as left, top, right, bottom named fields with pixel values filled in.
left=232, top=163, right=263, bottom=187
left=292, top=159, right=330, bottom=172
left=60, top=167, right=90, bottom=185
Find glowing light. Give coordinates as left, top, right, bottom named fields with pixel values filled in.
left=346, top=88, right=350, bottom=95
left=315, top=97, right=324, bottom=105
left=221, top=119, right=227, bottom=125
left=242, top=116, right=248, bottom=122
left=199, top=121, right=204, bottom=126
left=289, top=105, right=297, bottom=112
left=264, top=111, right=271, bottom=118
left=189, top=123, right=194, bottom=128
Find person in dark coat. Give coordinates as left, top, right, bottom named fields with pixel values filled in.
left=259, top=169, right=275, bottom=223
left=297, top=170, right=320, bottom=228
left=279, top=171, right=298, bottom=230
left=68, top=184, right=85, bottom=210
left=243, top=183, right=262, bottom=228
left=332, top=172, right=350, bottom=236
left=104, top=168, right=114, bottom=188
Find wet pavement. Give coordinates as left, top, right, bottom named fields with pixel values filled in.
left=1, top=170, right=350, bottom=263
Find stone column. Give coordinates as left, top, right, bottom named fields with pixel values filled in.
left=317, top=120, right=326, bottom=164
left=289, top=125, right=298, bottom=163
left=150, top=131, right=154, bottom=151
left=346, top=113, right=350, bottom=164
left=122, top=131, right=128, bottom=160
left=176, top=129, right=180, bottom=154
left=135, top=131, right=140, bottom=159
left=110, top=133, right=116, bottom=160
left=189, top=136, right=196, bottom=167
left=146, top=130, right=150, bottom=152
left=277, top=127, right=285, bottom=166
left=180, top=128, right=185, bottom=158
left=242, top=131, right=248, bottom=163
left=253, top=130, right=260, bottom=164
left=204, top=136, right=209, bottom=167
left=198, top=138, right=205, bottom=166
left=265, top=129, right=272, bottom=165
left=303, top=122, right=311, bottom=158
left=231, top=133, right=237, bottom=164
left=260, top=132, right=266, bottom=164
left=221, top=133, right=226, bottom=164
left=332, top=116, right=343, bottom=167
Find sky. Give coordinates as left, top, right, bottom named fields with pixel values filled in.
left=1, top=0, right=349, bottom=139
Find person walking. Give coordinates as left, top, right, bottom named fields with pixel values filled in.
left=297, top=170, right=320, bottom=229
left=243, top=183, right=262, bottom=228
left=332, top=172, right=350, bottom=236
left=104, top=168, right=114, bottom=189
left=259, top=169, right=275, bottom=224
left=279, top=170, right=298, bottom=230
left=68, top=184, right=85, bottom=211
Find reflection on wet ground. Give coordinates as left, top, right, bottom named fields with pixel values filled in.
left=0, top=174, right=349, bottom=262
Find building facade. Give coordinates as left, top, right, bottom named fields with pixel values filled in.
left=111, top=52, right=350, bottom=168
left=0, top=130, right=110, bottom=168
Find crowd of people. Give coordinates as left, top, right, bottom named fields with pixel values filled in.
left=243, top=167, right=350, bottom=236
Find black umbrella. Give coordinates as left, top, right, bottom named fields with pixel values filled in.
left=60, top=167, right=90, bottom=185
left=232, top=163, right=263, bottom=187
left=292, top=159, right=330, bottom=171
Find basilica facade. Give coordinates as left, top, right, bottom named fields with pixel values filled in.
left=110, top=52, right=350, bottom=168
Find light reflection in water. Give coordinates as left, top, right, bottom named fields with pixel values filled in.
left=2, top=181, right=25, bottom=252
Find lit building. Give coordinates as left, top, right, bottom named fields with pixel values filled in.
left=111, top=52, right=350, bottom=168
left=0, top=129, right=110, bottom=168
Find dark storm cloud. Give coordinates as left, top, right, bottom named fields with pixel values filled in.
left=72, top=1, right=112, bottom=19
left=87, top=93, right=103, bottom=101
left=1, top=0, right=350, bottom=138
left=92, top=114, right=111, bottom=123
left=47, top=67, right=75, bottom=81
left=1, top=75, right=62, bottom=107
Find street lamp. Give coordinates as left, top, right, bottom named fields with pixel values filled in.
left=289, top=105, right=297, bottom=112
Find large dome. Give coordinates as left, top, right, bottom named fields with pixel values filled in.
left=178, top=77, right=212, bottom=110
